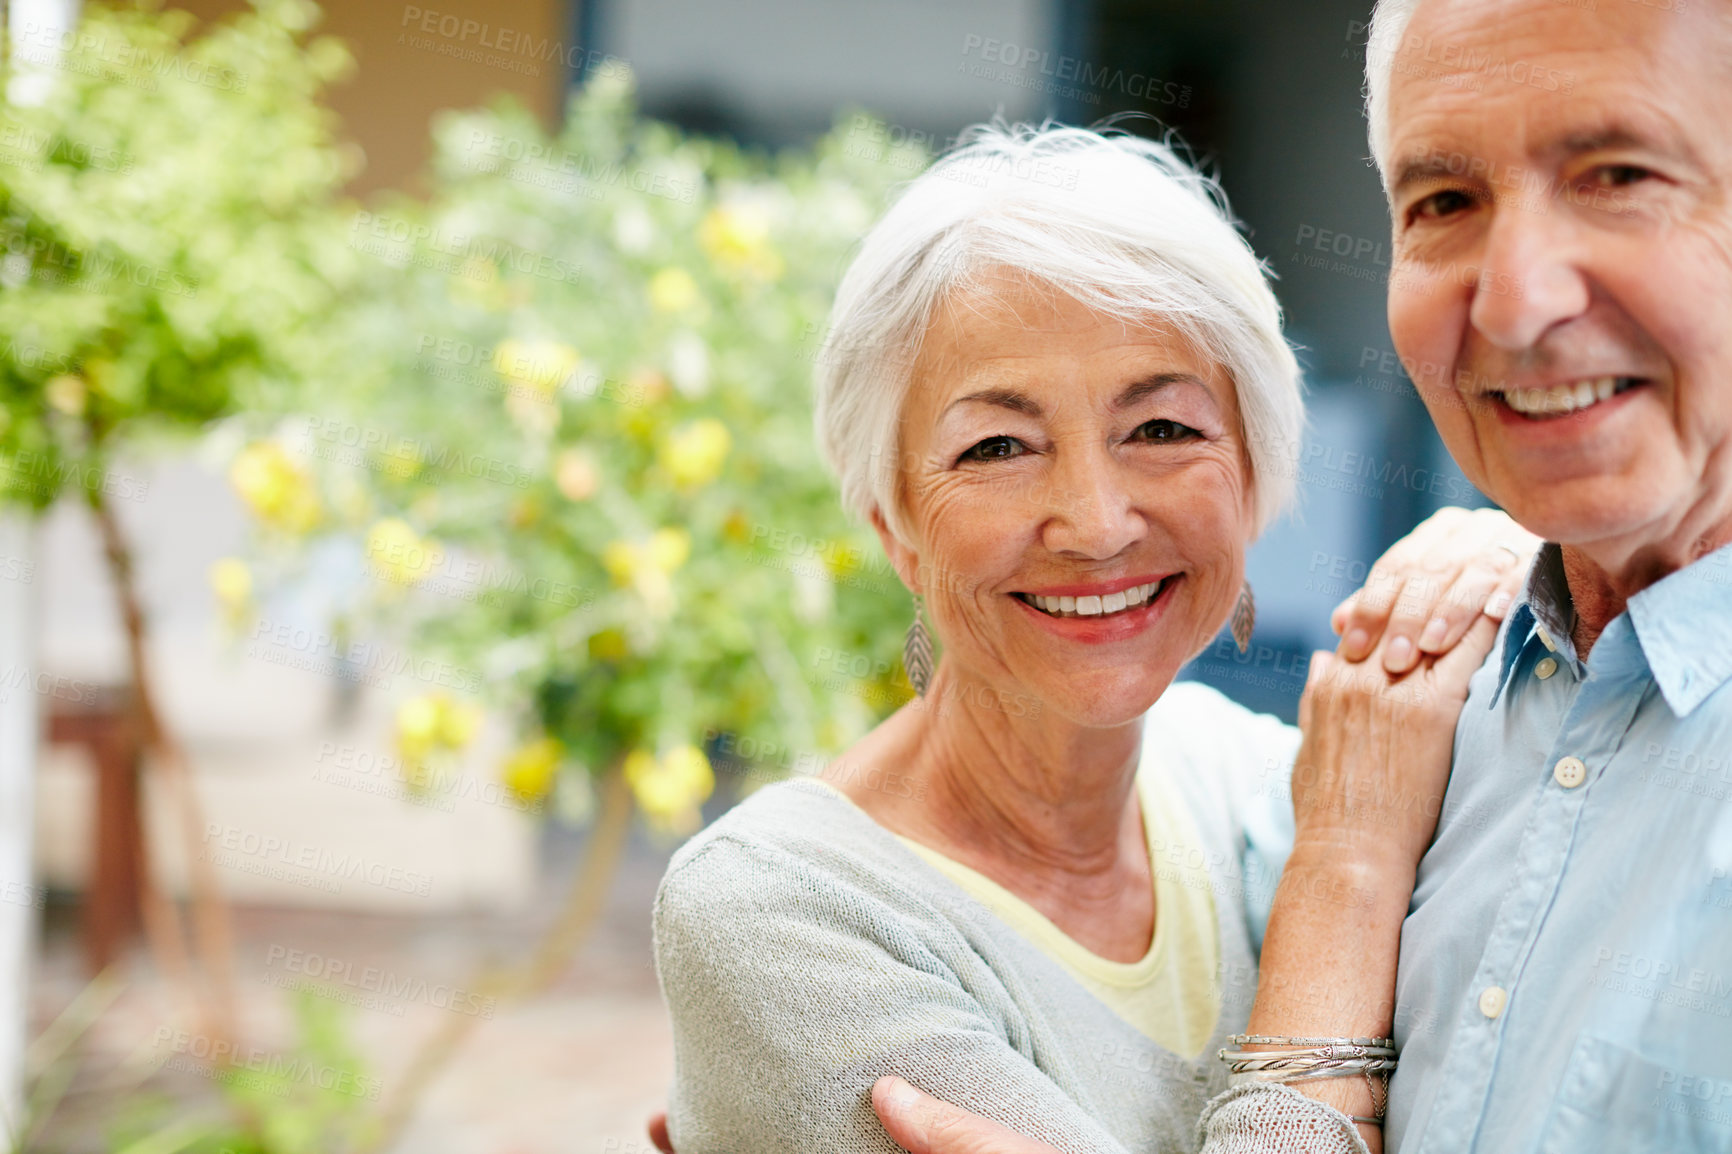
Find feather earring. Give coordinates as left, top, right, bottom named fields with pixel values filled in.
left=1231, top=580, right=1256, bottom=654
left=903, top=595, right=934, bottom=697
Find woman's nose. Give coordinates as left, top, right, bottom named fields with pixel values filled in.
left=1036, top=453, right=1146, bottom=561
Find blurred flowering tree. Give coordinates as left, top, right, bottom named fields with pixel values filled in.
left=248, top=72, right=928, bottom=836
left=0, top=0, right=359, bottom=1070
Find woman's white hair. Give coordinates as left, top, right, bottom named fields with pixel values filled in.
left=1364, top=0, right=1427, bottom=180
left=814, top=121, right=1303, bottom=546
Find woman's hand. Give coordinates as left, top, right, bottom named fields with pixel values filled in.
left=1330, top=506, right=1540, bottom=676
left=1290, top=610, right=1498, bottom=872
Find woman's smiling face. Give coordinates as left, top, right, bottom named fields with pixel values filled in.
left=881, top=271, right=1256, bottom=728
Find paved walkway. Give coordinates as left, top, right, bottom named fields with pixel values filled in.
left=31, top=826, right=677, bottom=1154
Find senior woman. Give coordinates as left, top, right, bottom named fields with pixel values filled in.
left=651, top=123, right=1530, bottom=1154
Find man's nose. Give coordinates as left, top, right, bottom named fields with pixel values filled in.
left=1467, top=204, right=1592, bottom=352
left=1037, top=452, right=1146, bottom=560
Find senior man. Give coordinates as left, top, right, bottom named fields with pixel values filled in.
left=868, top=0, right=1732, bottom=1150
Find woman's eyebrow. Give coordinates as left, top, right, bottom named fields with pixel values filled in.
left=1115, top=372, right=1202, bottom=410
left=943, top=387, right=1042, bottom=417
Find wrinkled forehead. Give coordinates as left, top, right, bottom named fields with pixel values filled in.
left=1386, top=0, right=1732, bottom=181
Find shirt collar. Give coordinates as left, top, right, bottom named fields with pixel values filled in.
left=1628, top=540, right=1732, bottom=716
left=1489, top=539, right=1732, bottom=717
left=1490, top=543, right=1576, bottom=708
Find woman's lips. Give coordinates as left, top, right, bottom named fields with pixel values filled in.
left=1010, top=574, right=1181, bottom=643
left=1013, top=576, right=1169, bottom=618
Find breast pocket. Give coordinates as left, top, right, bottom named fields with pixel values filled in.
left=1539, top=1034, right=1732, bottom=1154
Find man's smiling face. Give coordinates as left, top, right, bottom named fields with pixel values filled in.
left=1383, top=0, right=1732, bottom=578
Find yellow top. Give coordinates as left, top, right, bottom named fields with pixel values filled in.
left=875, top=766, right=1221, bottom=1059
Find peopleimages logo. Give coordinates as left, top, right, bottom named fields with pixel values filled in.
left=960, top=35, right=1192, bottom=107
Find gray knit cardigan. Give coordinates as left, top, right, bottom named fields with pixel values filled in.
left=653, top=681, right=1370, bottom=1154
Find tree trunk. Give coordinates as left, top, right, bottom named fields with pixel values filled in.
left=87, top=484, right=239, bottom=1049
left=359, top=768, right=634, bottom=1153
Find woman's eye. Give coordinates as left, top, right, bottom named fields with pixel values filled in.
left=1134, top=419, right=1199, bottom=443
left=958, top=435, right=1027, bottom=463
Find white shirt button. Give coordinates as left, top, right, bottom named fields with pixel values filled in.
left=1535, top=656, right=1558, bottom=680
left=1553, top=756, right=1587, bottom=789
left=1478, top=985, right=1508, bottom=1019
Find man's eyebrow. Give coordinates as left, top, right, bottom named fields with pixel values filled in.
left=1392, top=123, right=1696, bottom=195
left=1115, top=372, right=1200, bottom=409
left=1542, top=123, right=1699, bottom=169
left=944, top=387, right=1042, bottom=417
left=1389, top=153, right=1483, bottom=196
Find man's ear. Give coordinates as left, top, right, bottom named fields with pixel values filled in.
left=868, top=504, right=921, bottom=596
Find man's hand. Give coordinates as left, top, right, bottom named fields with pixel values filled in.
left=871, top=1077, right=1064, bottom=1154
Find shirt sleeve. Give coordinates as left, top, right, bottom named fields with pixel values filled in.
left=653, top=835, right=1134, bottom=1154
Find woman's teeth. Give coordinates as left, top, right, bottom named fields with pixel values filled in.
left=1501, top=376, right=1637, bottom=417
left=1019, top=580, right=1163, bottom=618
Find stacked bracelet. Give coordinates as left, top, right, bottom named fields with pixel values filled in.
left=1218, top=1034, right=1395, bottom=1127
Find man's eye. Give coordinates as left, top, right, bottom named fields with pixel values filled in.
left=959, top=435, right=1027, bottom=463
left=1134, top=419, right=1199, bottom=443
left=1410, top=189, right=1475, bottom=222
left=1590, top=163, right=1652, bottom=188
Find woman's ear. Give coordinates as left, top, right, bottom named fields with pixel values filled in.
left=868, top=505, right=921, bottom=596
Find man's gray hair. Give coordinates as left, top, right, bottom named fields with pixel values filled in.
left=1365, top=0, right=1427, bottom=180
left=814, top=122, right=1303, bottom=547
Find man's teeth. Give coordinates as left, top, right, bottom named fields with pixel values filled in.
left=1502, top=376, right=1633, bottom=416
left=1021, top=580, right=1163, bottom=618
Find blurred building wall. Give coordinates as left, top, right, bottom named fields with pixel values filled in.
left=601, top=0, right=1058, bottom=144
left=174, top=0, right=574, bottom=195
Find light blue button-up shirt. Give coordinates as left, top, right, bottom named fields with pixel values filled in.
left=1387, top=542, right=1732, bottom=1152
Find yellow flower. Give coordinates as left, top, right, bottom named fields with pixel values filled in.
left=588, top=628, right=629, bottom=662
left=437, top=699, right=482, bottom=748
left=659, top=419, right=731, bottom=490
left=699, top=205, right=784, bottom=280
left=508, top=496, right=544, bottom=529
left=647, top=527, right=691, bottom=572
left=365, top=518, right=443, bottom=586
left=554, top=448, right=599, bottom=501
left=395, top=695, right=441, bottom=761
left=230, top=442, right=321, bottom=534
left=45, top=374, right=86, bottom=416
left=648, top=267, right=700, bottom=314
left=502, top=737, right=563, bottom=803
left=492, top=339, right=579, bottom=397
left=603, top=528, right=689, bottom=585
left=823, top=541, right=861, bottom=578
left=208, top=557, right=253, bottom=611
left=602, top=529, right=689, bottom=618
left=395, top=692, right=481, bottom=763
left=602, top=540, right=639, bottom=586
left=624, top=744, right=714, bottom=833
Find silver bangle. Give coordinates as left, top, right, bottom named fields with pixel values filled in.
left=1230, top=1034, right=1393, bottom=1048
left=1220, top=1034, right=1396, bottom=1125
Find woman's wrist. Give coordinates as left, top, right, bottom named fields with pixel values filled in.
left=1281, top=838, right=1419, bottom=910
